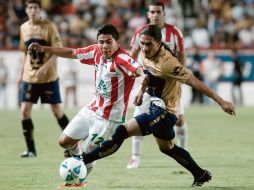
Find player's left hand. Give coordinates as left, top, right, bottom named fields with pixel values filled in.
left=220, top=100, right=236, bottom=115
left=28, top=42, right=44, bottom=52
left=133, top=91, right=143, bottom=106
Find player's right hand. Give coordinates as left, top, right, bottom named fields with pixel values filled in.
left=220, top=100, right=236, bottom=116
left=28, top=42, right=44, bottom=52
left=133, top=91, right=143, bottom=106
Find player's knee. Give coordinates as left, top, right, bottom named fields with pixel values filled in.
left=158, top=140, right=175, bottom=154
left=21, top=107, right=31, bottom=119
left=58, top=134, right=68, bottom=148
left=51, top=104, right=63, bottom=118
left=176, top=115, right=185, bottom=126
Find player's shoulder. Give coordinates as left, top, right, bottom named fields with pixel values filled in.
left=40, top=18, right=56, bottom=27
left=159, top=46, right=176, bottom=61
left=164, top=23, right=183, bottom=35
left=134, top=24, right=149, bottom=35
left=20, top=21, right=29, bottom=30
left=114, top=48, right=130, bottom=59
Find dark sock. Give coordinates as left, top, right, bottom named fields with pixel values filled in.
left=161, top=144, right=204, bottom=178
left=22, top=119, right=36, bottom=153
left=83, top=125, right=128, bottom=163
left=57, top=114, right=69, bottom=130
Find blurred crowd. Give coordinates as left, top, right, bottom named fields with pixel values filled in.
left=0, top=0, right=253, bottom=50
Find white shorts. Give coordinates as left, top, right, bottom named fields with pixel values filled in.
left=178, top=96, right=185, bottom=115
left=133, top=92, right=151, bottom=117
left=63, top=107, right=121, bottom=154
left=133, top=92, right=185, bottom=116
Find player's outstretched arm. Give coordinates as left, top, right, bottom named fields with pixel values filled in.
left=186, top=74, right=235, bottom=115
left=28, top=42, right=76, bottom=59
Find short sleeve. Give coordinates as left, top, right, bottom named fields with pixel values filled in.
left=162, top=56, right=191, bottom=83
left=75, top=45, right=98, bottom=65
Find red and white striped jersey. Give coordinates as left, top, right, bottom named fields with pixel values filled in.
left=131, top=23, right=184, bottom=57
left=75, top=44, right=141, bottom=123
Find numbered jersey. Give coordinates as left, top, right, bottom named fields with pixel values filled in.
left=131, top=23, right=184, bottom=58
left=75, top=44, right=141, bottom=123
left=20, top=18, right=62, bottom=83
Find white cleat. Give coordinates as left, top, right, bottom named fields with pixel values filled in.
left=20, top=150, right=36, bottom=158
left=126, top=158, right=140, bottom=169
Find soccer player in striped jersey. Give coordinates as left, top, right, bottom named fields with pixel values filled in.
left=127, top=1, right=188, bottom=169
left=81, top=25, right=236, bottom=187
left=29, top=24, right=145, bottom=185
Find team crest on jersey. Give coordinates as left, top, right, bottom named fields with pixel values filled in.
left=96, top=80, right=110, bottom=99
left=173, top=65, right=186, bottom=76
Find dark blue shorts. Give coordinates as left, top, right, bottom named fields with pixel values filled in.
left=20, top=79, right=62, bottom=104
left=135, top=104, right=177, bottom=140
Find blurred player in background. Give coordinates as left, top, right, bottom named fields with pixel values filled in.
left=0, top=56, right=8, bottom=109
left=127, top=1, right=188, bottom=169
left=18, top=0, right=69, bottom=158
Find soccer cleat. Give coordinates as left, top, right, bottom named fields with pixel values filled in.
left=192, top=170, right=212, bottom=187
left=57, top=182, right=87, bottom=189
left=64, top=149, right=83, bottom=160
left=126, top=158, right=140, bottom=169
left=64, top=149, right=72, bottom=158
left=20, top=150, right=36, bottom=158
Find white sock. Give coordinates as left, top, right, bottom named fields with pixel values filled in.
left=68, top=143, right=82, bottom=156
left=131, top=136, right=144, bottom=159
left=176, top=122, right=188, bottom=150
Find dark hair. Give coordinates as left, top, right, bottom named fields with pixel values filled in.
left=97, top=24, right=119, bottom=41
left=149, top=1, right=165, bottom=11
left=25, top=0, right=41, bottom=8
left=140, top=24, right=162, bottom=42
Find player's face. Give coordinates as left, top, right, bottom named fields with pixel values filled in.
left=26, top=3, right=41, bottom=20
left=98, top=34, right=119, bottom=59
left=147, top=5, right=165, bottom=27
left=139, top=34, right=161, bottom=59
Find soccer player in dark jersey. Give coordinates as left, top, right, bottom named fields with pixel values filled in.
left=128, top=1, right=189, bottom=169
left=80, top=25, right=236, bottom=187
left=18, top=0, right=69, bottom=157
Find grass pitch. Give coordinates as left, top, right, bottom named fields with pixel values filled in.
left=0, top=106, right=253, bottom=190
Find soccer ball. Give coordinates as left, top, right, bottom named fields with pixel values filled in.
left=59, top=157, right=87, bottom=185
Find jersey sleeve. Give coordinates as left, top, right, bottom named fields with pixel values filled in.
left=117, top=54, right=142, bottom=77
left=50, top=23, right=62, bottom=48
left=162, top=55, right=191, bottom=83
left=74, top=45, right=98, bottom=65
left=130, top=29, right=141, bottom=50
left=173, top=26, right=184, bottom=53
left=19, top=25, right=26, bottom=52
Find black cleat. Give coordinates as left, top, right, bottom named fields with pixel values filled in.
left=64, top=149, right=83, bottom=160
left=64, top=149, right=72, bottom=158
left=192, top=170, right=212, bottom=187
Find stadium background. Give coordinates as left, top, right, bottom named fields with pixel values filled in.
left=0, top=0, right=254, bottom=109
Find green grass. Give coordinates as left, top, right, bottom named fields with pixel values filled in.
left=0, top=106, right=254, bottom=190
